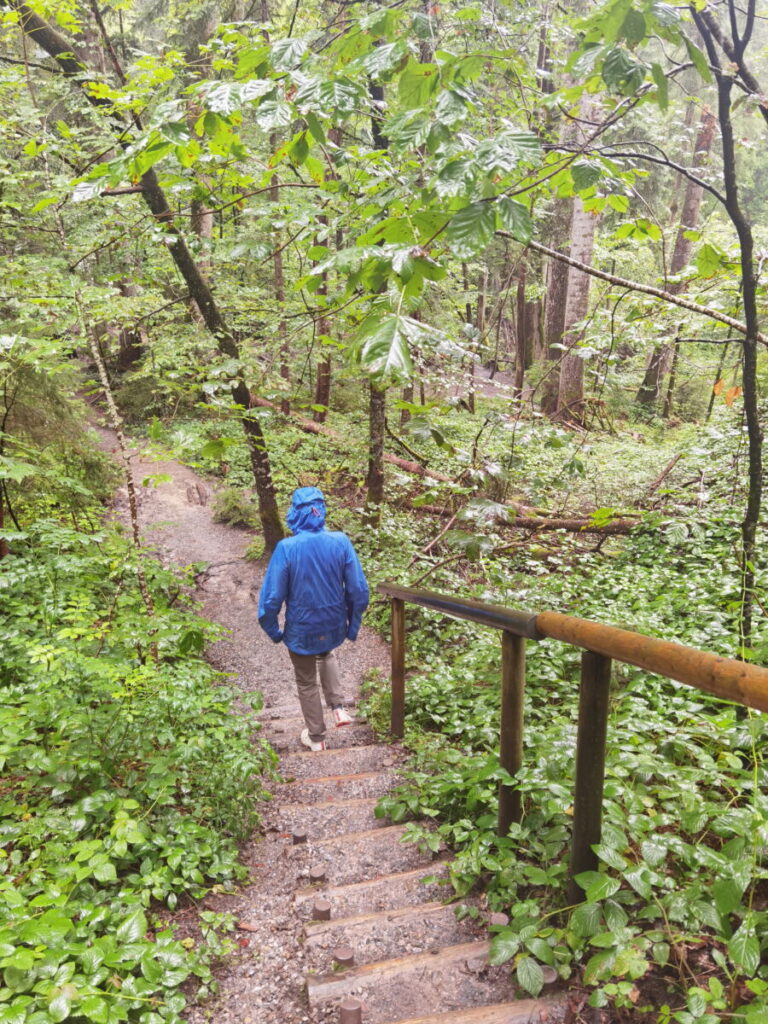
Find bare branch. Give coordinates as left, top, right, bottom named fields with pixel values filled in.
left=514, top=235, right=768, bottom=346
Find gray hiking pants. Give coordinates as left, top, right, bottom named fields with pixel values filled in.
left=289, top=649, right=344, bottom=741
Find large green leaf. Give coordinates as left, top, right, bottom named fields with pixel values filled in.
left=730, top=919, right=760, bottom=975
left=351, top=313, right=414, bottom=383
left=516, top=955, right=544, bottom=997
left=445, top=201, right=496, bottom=258
left=115, top=909, right=147, bottom=945
left=575, top=870, right=621, bottom=902
left=602, top=46, right=646, bottom=94
left=488, top=930, right=520, bottom=965
left=496, top=197, right=531, bottom=244
left=271, top=37, right=308, bottom=71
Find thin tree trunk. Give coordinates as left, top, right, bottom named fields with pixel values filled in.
left=12, top=2, right=284, bottom=551
left=313, top=218, right=331, bottom=422
left=365, top=385, right=386, bottom=523
left=638, top=108, right=717, bottom=407
left=693, top=3, right=763, bottom=650
left=364, top=75, right=389, bottom=520
left=540, top=196, right=571, bottom=415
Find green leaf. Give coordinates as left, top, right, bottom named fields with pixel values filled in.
left=115, top=909, right=147, bottom=945
left=93, top=860, right=117, bottom=883
left=271, top=37, right=308, bottom=70
left=351, top=313, right=414, bottom=383
left=571, top=162, right=602, bottom=192
left=594, top=844, right=628, bottom=871
left=696, top=242, right=724, bottom=278
left=516, top=955, right=544, bottom=997
left=495, top=197, right=532, bottom=244
left=488, top=930, right=520, bottom=965
left=570, top=901, right=601, bottom=938
left=398, top=61, right=440, bottom=109
left=575, top=871, right=621, bottom=902
left=730, top=919, right=760, bottom=975
left=620, top=9, right=646, bottom=46
left=713, top=877, right=745, bottom=917
left=684, top=36, right=712, bottom=83
left=602, top=46, right=646, bottom=95
left=446, top=201, right=496, bottom=258
left=650, top=63, right=669, bottom=110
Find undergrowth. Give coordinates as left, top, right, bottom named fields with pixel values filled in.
left=0, top=517, right=277, bottom=1024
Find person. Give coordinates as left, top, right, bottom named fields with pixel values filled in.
left=257, top=486, right=369, bottom=751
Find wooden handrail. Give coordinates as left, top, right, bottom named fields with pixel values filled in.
left=376, top=582, right=768, bottom=902
left=376, top=582, right=768, bottom=712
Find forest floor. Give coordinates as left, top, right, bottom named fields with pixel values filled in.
left=97, top=426, right=397, bottom=1023
left=97, top=427, right=565, bottom=1024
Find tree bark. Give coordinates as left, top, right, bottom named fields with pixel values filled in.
left=638, top=108, right=717, bottom=407
left=692, top=2, right=763, bottom=651
left=313, top=218, right=331, bottom=422
left=365, top=384, right=386, bottom=523
left=556, top=195, right=596, bottom=423
left=9, top=1, right=284, bottom=551
left=540, top=195, right=572, bottom=414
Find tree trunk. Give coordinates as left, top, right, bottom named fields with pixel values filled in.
left=313, top=218, right=331, bottom=422
left=637, top=108, right=717, bottom=408
left=11, top=1, right=284, bottom=551
left=365, top=385, right=386, bottom=524
left=556, top=193, right=596, bottom=423
left=540, top=195, right=572, bottom=414
left=693, top=4, right=763, bottom=650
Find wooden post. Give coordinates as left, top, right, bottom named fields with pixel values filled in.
left=568, top=650, right=612, bottom=904
left=498, top=631, right=525, bottom=835
left=390, top=598, right=405, bottom=738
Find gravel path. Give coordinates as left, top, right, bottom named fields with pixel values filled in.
left=100, top=433, right=393, bottom=1024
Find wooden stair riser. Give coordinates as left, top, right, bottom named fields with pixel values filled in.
left=280, top=743, right=402, bottom=779
left=294, top=862, right=452, bottom=918
left=277, top=769, right=397, bottom=803
left=278, top=797, right=385, bottom=840
left=306, top=941, right=521, bottom=1023
left=303, top=901, right=486, bottom=965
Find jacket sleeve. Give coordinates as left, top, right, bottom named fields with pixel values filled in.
left=343, top=540, right=369, bottom=641
left=258, top=543, right=288, bottom=642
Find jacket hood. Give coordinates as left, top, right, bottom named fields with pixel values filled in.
left=286, top=486, right=326, bottom=533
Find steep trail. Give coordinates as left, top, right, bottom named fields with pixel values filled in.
left=100, top=431, right=566, bottom=1024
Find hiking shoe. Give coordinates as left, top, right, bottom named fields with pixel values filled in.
left=300, top=728, right=326, bottom=752
left=333, top=706, right=353, bottom=727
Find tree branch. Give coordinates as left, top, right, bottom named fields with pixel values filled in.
left=513, top=235, right=768, bottom=346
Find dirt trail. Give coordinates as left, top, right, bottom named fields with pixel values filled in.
left=100, top=432, right=563, bottom=1024
left=99, top=433, right=390, bottom=1023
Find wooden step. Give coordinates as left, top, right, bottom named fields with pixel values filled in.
left=378, top=999, right=567, bottom=1024
left=268, top=717, right=375, bottom=750
left=277, top=796, right=384, bottom=840
left=306, top=940, right=519, bottom=1021
left=277, top=768, right=397, bottom=803
left=294, top=862, right=451, bottom=917
left=281, top=743, right=400, bottom=779
left=304, top=901, right=484, bottom=964
left=308, top=824, right=440, bottom=886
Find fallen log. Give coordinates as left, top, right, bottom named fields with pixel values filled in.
left=412, top=504, right=638, bottom=535
left=251, top=395, right=640, bottom=534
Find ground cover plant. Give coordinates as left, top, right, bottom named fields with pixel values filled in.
left=352, top=400, right=768, bottom=1021
left=0, top=445, right=276, bottom=1023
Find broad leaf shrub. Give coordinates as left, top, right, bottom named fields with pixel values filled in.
left=0, top=519, right=277, bottom=1024
left=368, top=416, right=768, bottom=1019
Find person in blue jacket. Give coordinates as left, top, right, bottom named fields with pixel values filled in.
left=258, top=487, right=369, bottom=751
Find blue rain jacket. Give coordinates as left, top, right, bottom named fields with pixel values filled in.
left=258, top=487, right=369, bottom=655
